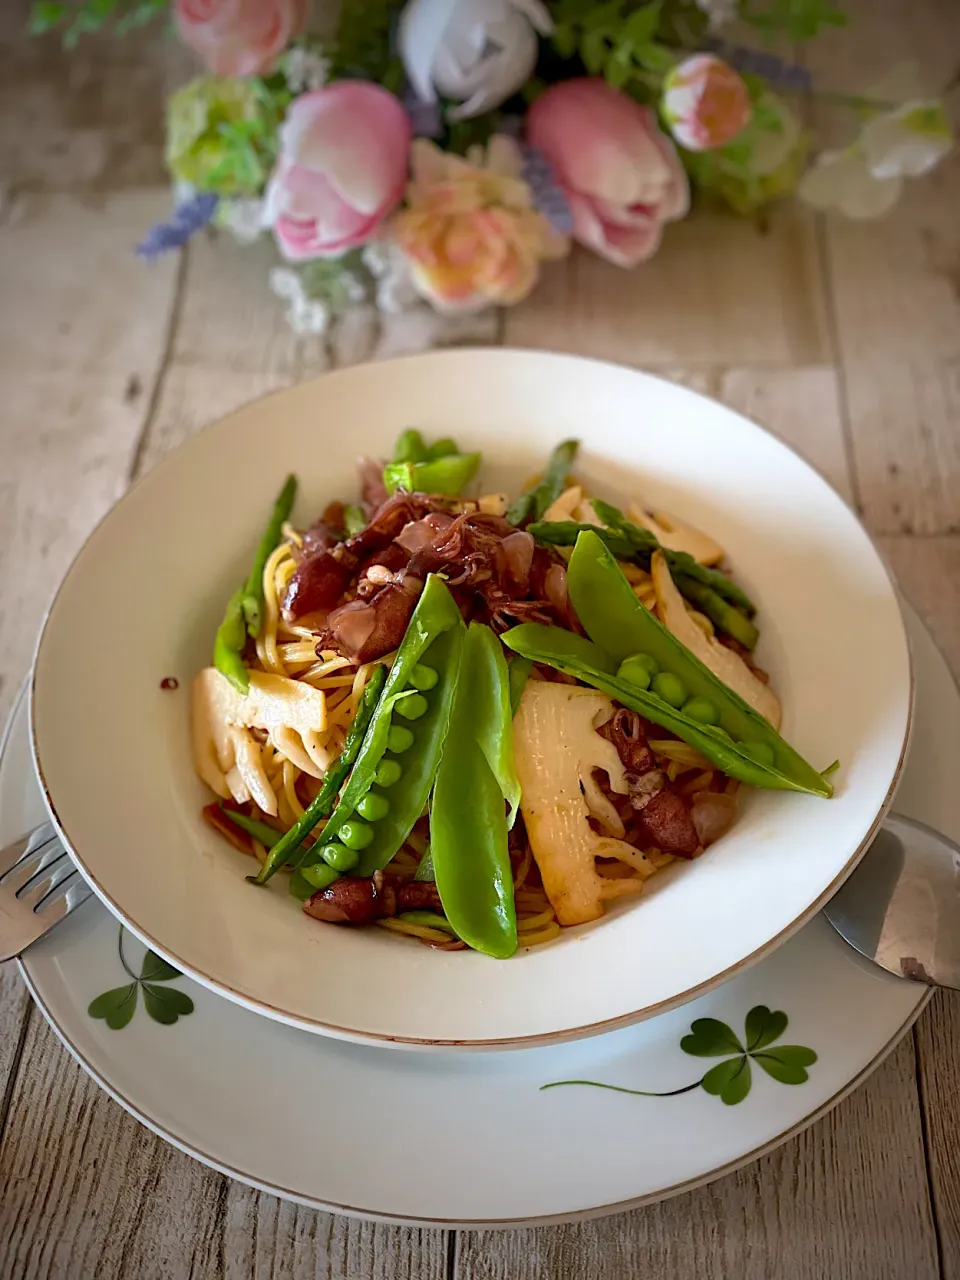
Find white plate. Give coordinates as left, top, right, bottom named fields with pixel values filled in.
left=30, top=350, right=911, bottom=1047
left=7, top=600, right=948, bottom=1224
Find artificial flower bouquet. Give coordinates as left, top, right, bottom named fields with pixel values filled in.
left=32, top=0, right=955, bottom=333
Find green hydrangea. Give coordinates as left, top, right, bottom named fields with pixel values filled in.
left=165, top=77, right=282, bottom=197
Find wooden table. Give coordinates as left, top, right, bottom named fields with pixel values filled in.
left=2, top=1, right=959, bottom=1275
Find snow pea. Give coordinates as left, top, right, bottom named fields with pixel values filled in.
left=213, top=586, right=250, bottom=695
left=250, top=663, right=387, bottom=887
left=383, top=452, right=481, bottom=497
left=506, top=439, right=579, bottom=526
left=240, top=473, right=297, bottom=637
left=213, top=474, right=297, bottom=694
left=431, top=623, right=518, bottom=959
left=528, top=512, right=758, bottom=645
left=424, top=436, right=459, bottom=460
left=503, top=621, right=832, bottom=797
left=393, top=429, right=428, bottom=464
left=467, top=624, right=521, bottom=825
left=299, top=575, right=465, bottom=880
left=503, top=533, right=833, bottom=796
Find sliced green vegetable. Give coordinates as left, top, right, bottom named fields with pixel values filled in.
left=506, top=439, right=579, bottom=526
left=250, top=663, right=387, bottom=886
left=214, top=586, right=251, bottom=695
left=393, top=428, right=428, bottom=464
left=343, top=503, right=366, bottom=536
left=300, top=575, right=465, bottom=880
left=424, top=436, right=459, bottom=460
left=240, top=474, right=297, bottom=637
left=431, top=627, right=518, bottom=959
left=508, top=654, right=533, bottom=715
left=383, top=452, right=481, bottom=497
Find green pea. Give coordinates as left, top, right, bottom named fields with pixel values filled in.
left=742, top=740, right=776, bottom=768
left=375, top=759, right=403, bottom=787
left=387, top=725, right=415, bottom=752
left=409, top=663, right=438, bottom=691
left=301, top=860, right=340, bottom=889
left=339, top=820, right=374, bottom=850
left=652, top=671, right=687, bottom=708
left=617, top=654, right=652, bottom=690
left=633, top=653, right=660, bottom=678
left=683, top=696, right=720, bottom=725
left=396, top=693, right=429, bottom=720
left=319, top=842, right=359, bottom=872
left=357, top=792, right=390, bottom=821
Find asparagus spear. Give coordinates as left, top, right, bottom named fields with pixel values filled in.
left=528, top=517, right=759, bottom=647
left=674, top=577, right=759, bottom=650
left=506, top=439, right=580, bottom=526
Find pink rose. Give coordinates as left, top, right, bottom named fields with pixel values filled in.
left=527, top=78, right=689, bottom=268
left=265, top=83, right=412, bottom=261
left=174, top=0, right=309, bottom=78
left=662, top=55, right=751, bottom=152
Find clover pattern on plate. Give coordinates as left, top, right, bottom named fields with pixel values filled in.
left=88, top=927, right=195, bottom=1030
left=542, top=1005, right=817, bottom=1106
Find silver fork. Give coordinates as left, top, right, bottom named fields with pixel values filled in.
left=0, top=822, right=92, bottom=963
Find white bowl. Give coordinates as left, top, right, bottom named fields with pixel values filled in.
left=31, top=350, right=911, bottom=1049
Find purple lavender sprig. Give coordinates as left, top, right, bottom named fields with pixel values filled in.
left=136, top=193, right=219, bottom=261
left=521, top=145, right=574, bottom=236
left=704, top=39, right=812, bottom=93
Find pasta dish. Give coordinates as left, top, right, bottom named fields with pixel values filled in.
left=191, top=434, right=835, bottom=958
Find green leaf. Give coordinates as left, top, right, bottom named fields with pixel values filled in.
left=681, top=1017, right=744, bottom=1057
left=752, top=1045, right=817, bottom=1085
left=623, top=1, right=660, bottom=44
left=140, top=950, right=181, bottom=983
left=744, top=1004, right=788, bottom=1052
left=88, top=983, right=138, bottom=1030
left=634, top=41, right=676, bottom=74
left=701, top=1056, right=752, bottom=1105
left=605, top=56, right=632, bottom=90
left=29, top=2, right=69, bottom=32
left=142, top=983, right=195, bottom=1025
left=580, top=29, right=609, bottom=75
left=552, top=24, right=577, bottom=58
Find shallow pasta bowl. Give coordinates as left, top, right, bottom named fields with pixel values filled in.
left=30, top=349, right=911, bottom=1049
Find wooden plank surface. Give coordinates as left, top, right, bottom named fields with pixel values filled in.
left=806, top=0, right=960, bottom=535
left=456, top=1038, right=938, bottom=1280
left=2, top=0, right=960, bottom=1276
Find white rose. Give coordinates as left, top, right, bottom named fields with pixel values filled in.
left=399, top=0, right=553, bottom=122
